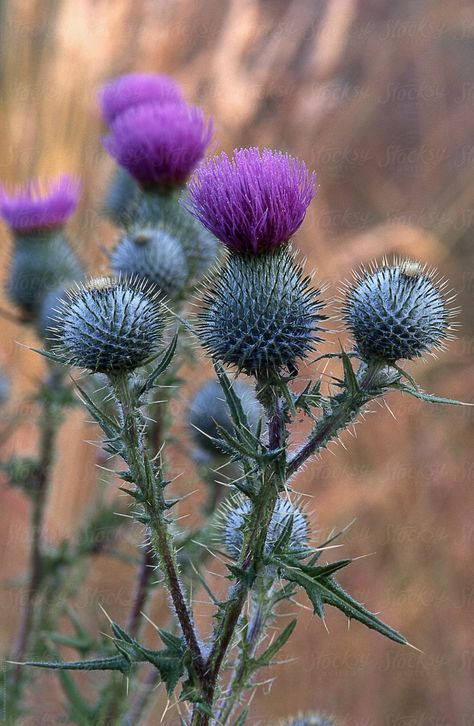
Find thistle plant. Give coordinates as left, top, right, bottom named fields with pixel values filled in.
left=2, top=72, right=470, bottom=726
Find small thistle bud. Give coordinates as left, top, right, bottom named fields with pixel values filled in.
left=198, top=249, right=325, bottom=379
left=98, top=73, right=184, bottom=126
left=133, top=189, right=219, bottom=287
left=280, top=714, right=335, bottom=726
left=102, top=102, right=213, bottom=189
left=221, top=497, right=309, bottom=561
left=188, top=380, right=262, bottom=456
left=102, top=167, right=139, bottom=227
left=111, top=226, right=188, bottom=301
left=0, top=176, right=83, bottom=318
left=51, top=277, right=165, bottom=374
left=343, top=259, right=454, bottom=364
left=186, top=147, right=316, bottom=255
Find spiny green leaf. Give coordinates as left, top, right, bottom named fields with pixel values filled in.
left=138, top=331, right=179, bottom=396
left=19, top=654, right=130, bottom=673
left=393, top=383, right=473, bottom=407
left=213, top=361, right=252, bottom=432
left=255, top=619, right=296, bottom=667
left=234, top=708, right=249, bottom=726
left=340, top=345, right=360, bottom=397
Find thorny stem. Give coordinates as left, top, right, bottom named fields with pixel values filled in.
left=112, top=375, right=205, bottom=683
left=286, top=362, right=384, bottom=478
left=9, top=366, right=65, bottom=708
left=191, top=387, right=286, bottom=726
left=217, top=581, right=273, bottom=725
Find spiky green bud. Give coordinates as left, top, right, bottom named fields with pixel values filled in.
left=188, top=379, right=262, bottom=457
left=198, top=249, right=325, bottom=379
left=111, top=226, right=188, bottom=301
left=50, top=277, right=165, bottom=374
left=343, top=259, right=455, bottom=363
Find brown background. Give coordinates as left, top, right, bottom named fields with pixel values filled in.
left=0, top=1, right=473, bottom=724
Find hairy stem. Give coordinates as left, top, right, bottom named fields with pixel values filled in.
left=191, top=387, right=285, bottom=725
left=9, top=367, right=64, bottom=706
left=112, top=375, right=205, bottom=683
left=286, top=362, right=383, bottom=478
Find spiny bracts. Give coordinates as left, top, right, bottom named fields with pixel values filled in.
left=111, top=226, right=188, bottom=301
left=50, top=277, right=165, bottom=374
left=342, top=259, right=455, bottom=363
left=220, top=496, right=309, bottom=560
left=198, top=248, right=325, bottom=379
left=188, top=379, right=262, bottom=456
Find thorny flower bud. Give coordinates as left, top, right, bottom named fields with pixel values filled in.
left=198, top=249, right=325, bottom=379
left=342, top=259, right=456, bottom=364
left=221, top=497, right=309, bottom=561
left=0, top=176, right=83, bottom=319
left=111, top=226, right=188, bottom=301
left=50, top=277, right=165, bottom=374
left=188, top=379, right=262, bottom=457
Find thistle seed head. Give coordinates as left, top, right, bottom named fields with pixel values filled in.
left=186, top=147, right=316, bottom=255
left=50, top=277, right=165, bottom=374
left=198, top=249, right=325, bottom=379
left=111, top=226, right=188, bottom=301
left=188, top=379, right=262, bottom=456
left=342, top=259, right=456, bottom=363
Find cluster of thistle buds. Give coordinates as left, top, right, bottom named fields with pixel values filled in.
left=0, top=70, right=465, bottom=726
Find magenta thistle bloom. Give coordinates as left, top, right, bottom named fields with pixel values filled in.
left=98, top=72, right=184, bottom=125
left=186, top=147, right=316, bottom=255
left=0, top=175, right=81, bottom=233
left=102, top=102, right=213, bottom=188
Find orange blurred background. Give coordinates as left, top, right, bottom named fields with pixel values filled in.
left=0, top=1, right=473, bottom=724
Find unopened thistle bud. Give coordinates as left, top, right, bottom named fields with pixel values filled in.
left=111, top=226, right=188, bottom=301
left=221, top=497, right=309, bottom=561
left=50, top=277, right=165, bottom=374
left=343, top=259, right=455, bottom=364
left=281, top=714, right=335, bottom=726
left=0, top=176, right=83, bottom=319
left=188, top=379, right=262, bottom=457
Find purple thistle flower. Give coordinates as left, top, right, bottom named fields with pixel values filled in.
left=0, top=175, right=81, bottom=233
left=186, top=147, right=316, bottom=255
left=102, top=102, right=213, bottom=188
left=98, top=72, right=184, bottom=125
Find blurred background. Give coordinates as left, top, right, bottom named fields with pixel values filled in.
left=0, top=0, right=473, bottom=724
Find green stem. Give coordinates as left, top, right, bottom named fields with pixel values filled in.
left=191, top=387, right=285, bottom=726
left=286, top=362, right=383, bottom=478
left=9, top=366, right=64, bottom=710
left=111, top=374, right=205, bottom=683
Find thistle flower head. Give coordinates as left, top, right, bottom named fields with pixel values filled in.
left=186, top=147, right=316, bottom=255
left=188, top=379, right=262, bottom=456
left=50, top=277, right=165, bottom=374
left=111, top=226, right=188, bottom=301
left=198, top=249, right=325, bottom=379
left=342, top=258, right=455, bottom=363
left=0, top=175, right=80, bottom=233
left=98, top=72, right=184, bottom=125
left=102, top=102, right=213, bottom=188
left=220, top=496, right=309, bottom=561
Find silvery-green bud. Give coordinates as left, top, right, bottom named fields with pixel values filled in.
left=343, top=259, right=455, bottom=364
left=111, top=226, right=188, bottom=301
left=221, top=497, right=309, bottom=561
left=50, top=277, right=165, bottom=374
left=188, top=379, right=262, bottom=457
